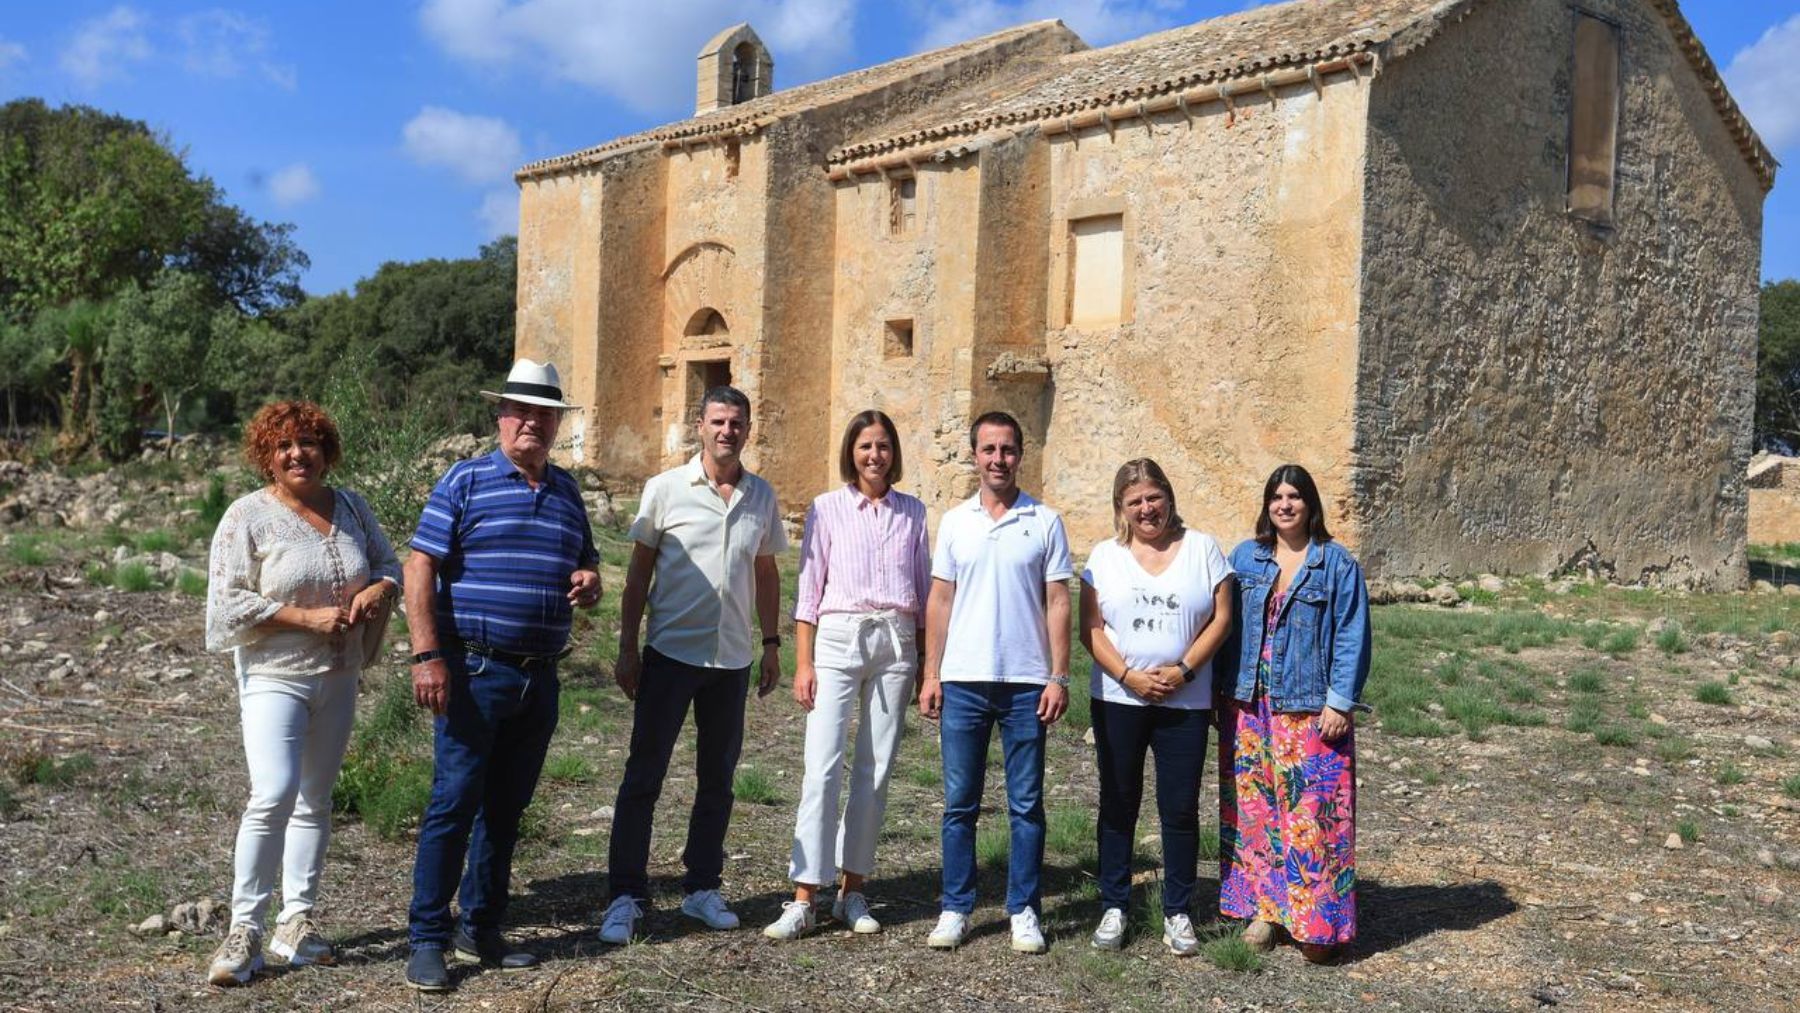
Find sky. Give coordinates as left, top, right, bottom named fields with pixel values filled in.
left=0, top=1, right=1797, bottom=296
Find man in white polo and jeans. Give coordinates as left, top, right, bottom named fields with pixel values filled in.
left=917, top=410, right=1074, bottom=953
left=598, top=385, right=786, bottom=943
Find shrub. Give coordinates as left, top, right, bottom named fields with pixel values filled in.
left=1693, top=682, right=1733, bottom=706
left=732, top=766, right=779, bottom=805
left=1675, top=818, right=1700, bottom=844
left=1782, top=774, right=1800, bottom=799
left=541, top=754, right=594, bottom=784
left=132, top=529, right=180, bottom=553
left=18, top=752, right=96, bottom=786
left=1655, top=623, right=1689, bottom=656
left=83, top=562, right=113, bottom=587
left=976, top=826, right=1009, bottom=870
left=1045, top=806, right=1093, bottom=861
left=1592, top=725, right=1637, bottom=747
left=333, top=673, right=433, bottom=838
left=175, top=568, right=207, bottom=597
left=114, top=562, right=156, bottom=592
left=1716, top=761, right=1745, bottom=786
left=6, top=536, right=47, bottom=566
left=320, top=365, right=456, bottom=543
left=1600, top=627, right=1641, bottom=657
left=1567, top=668, right=1607, bottom=694
left=1565, top=698, right=1603, bottom=734
left=1205, top=933, right=1263, bottom=972
left=1654, top=738, right=1693, bottom=764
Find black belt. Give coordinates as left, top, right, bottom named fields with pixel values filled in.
left=459, top=641, right=571, bottom=670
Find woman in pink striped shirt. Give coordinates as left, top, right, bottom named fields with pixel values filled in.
left=764, top=409, right=931, bottom=941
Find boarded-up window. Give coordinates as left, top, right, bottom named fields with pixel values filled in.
left=1068, top=215, right=1125, bottom=326
left=1568, top=14, right=1620, bottom=225
left=888, top=176, right=916, bottom=235
left=884, top=318, right=914, bottom=358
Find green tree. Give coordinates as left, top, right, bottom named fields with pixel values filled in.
left=0, top=318, right=57, bottom=436
left=110, top=270, right=220, bottom=454
left=1758, top=280, right=1800, bottom=452
left=29, top=299, right=113, bottom=457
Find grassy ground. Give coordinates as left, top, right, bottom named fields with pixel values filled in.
left=1, top=485, right=1798, bottom=1011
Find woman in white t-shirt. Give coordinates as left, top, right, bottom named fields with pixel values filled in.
left=1078, top=458, right=1234, bottom=956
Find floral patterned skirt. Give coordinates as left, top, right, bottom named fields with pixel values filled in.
left=1218, top=692, right=1357, bottom=944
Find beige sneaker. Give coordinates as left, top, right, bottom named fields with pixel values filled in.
left=206, top=923, right=264, bottom=987
left=270, top=913, right=336, bottom=966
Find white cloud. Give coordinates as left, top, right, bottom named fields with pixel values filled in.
left=177, top=10, right=297, bottom=90
left=267, top=164, right=320, bottom=207
left=60, top=6, right=151, bottom=88
left=419, top=0, right=855, bottom=114
left=910, top=0, right=1185, bottom=53
left=0, top=38, right=26, bottom=74
left=403, top=106, right=525, bottom=184
left=477, top=189, right=519, bottom=238
left=1725, top=14, right=1800, bottom=153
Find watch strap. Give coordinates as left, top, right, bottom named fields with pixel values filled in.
left=411, top=649, right=447, bottom=665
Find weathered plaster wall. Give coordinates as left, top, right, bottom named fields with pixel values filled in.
left=590, top=150, right=666, bottom=476
left=515, top=171, right=592, bottom=394
left=1354, top=0, right=1765, bottom=586
left=1749, top=490, right=1800, bottom=545
left=1035, top=75, right=1371, bottom=550
left=830, top=162, right=984, bottom=520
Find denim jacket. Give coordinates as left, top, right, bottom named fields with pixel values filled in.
left=1224, top=538, right=1371, bottom=713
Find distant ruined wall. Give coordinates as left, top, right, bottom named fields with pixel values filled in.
left=1035, top=72, right=1371, bottom=551
left=1354, top=0, right=1765, bottom=587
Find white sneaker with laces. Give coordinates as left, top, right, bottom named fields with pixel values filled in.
left=598, top=895, right=643, bottom=945
left=270, top=912, right=336, bottom=966
left=679, top=889, right=740, bottom=930
left=1090, top=907, right=1126, bottom=950
left=832, top=891, right=880, bottom=934
left=762, top=900, right=815, bottom=940
left=206, top=922, right=264, bottom=987
left=1010, top=907, right=1047, bottom=954
left=925, top=910, right=968, bottom=949
left=1163, top=913, right=1199, bottom=957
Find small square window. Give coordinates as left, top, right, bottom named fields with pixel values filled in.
left=884, top=318, right=914, bottom=358
left=888, top=176, right=916, bottom=235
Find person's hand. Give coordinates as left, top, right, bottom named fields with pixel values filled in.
left=1318, top=706, right=1353, bottom=743
left=347, top=583, right=390, bottom=626
left=792, top=661, right=817, bottom=711
left=758, top=645, right=782, bottom=698
left=1122, top=668, right=1173, bottom=704
left=412, top=658, right=450, bottom=715
left=567, top=568, right=602, bottom=608
left=1037, top=682, right=1069, bottom=725
left=303, top=606, right=352, bottom=636
left=918, top=674, right=942, bottom=719
left=614, top=646, right=641, bottom=700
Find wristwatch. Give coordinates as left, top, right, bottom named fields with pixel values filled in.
left=1047, top=673, right=1071, bottom=688
left=411, top=649, right=446, bottom=665
left=1179, top=663, right=1197, bottom=684
left=762, top=635, right=782, bottom=649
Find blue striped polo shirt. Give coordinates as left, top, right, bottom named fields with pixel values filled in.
left=410, top=449, right=598, bottom=656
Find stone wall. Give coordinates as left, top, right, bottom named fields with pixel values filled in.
left=1032, top=73, right=1371, bottom=551
left=1353, top=0, right=1764, bottom=587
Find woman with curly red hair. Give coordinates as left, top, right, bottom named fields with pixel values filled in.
left=203, top=400, right=400, bottom=986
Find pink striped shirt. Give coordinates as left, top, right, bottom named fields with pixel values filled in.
left=793, top=484, right=931, bottom=625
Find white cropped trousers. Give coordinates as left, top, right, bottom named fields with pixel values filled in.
left=788, top=611, right=916, bottom=886
left=230, top=668, right=358, bottom=928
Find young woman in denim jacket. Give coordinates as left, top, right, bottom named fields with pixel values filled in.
left=1218, top=463, right=1370, bottom=963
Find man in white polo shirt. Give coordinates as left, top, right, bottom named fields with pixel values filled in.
left=598, top=385, right=787, bottom=944
left=917, top=410, right=1074, bottom=954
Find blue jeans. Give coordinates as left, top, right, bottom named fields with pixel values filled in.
left=1091, top=699, right=1209, bottom=915
left=939, top=681, right=1047, bottom=915
left=408, top=652, right=560, bottom=948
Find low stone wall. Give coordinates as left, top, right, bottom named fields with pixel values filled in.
left=1749, top=489, right=1800, bottom=546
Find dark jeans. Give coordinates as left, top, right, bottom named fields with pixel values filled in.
left=939, top=681, right=1047, bottom=915
left=1091, top=698, right=1209, bottom=915
left=408, top=651, right=560, bottom=948
left=607, top=647, right=750, bottom=901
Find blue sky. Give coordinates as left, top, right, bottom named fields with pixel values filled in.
left=1, top=1, right=1796, bottom=295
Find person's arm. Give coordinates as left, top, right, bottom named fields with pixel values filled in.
left=347, top=492, right=401, bottom=625
left=1320, top=554, right=1371, bottom=742
left=406, top=549, right=449, bottom=715
left=755, top=553, right=782, bottom=698
left=1152, top=575, right=1237, bottom=688
left=918, top=577, right=954, bottom=719
left=1079, top=577, right=1169, bottom=703
left=566, top=478, right=603, bottom=610
left=1039, top=579, right=1071, bottom=723
left=793, top=620, right=818, bottom=710
left=615, top=542, right=656, bottom=700
left=791, top=504, right=827, bottom=709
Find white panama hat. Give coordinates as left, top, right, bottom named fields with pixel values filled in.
left=480, top=359, right=581, bottom=410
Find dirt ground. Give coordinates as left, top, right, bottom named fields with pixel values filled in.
left=1, top=501, right=1797, bottom=1012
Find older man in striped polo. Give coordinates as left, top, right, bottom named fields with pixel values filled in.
left=401, top=360, right=601, bottom=992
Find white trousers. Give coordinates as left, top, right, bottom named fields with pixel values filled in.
left=788, top=611, right=916, bottom=886
left=230, top=669, right=358, bottom=928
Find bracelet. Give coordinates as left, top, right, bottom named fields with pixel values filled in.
left=762, top=635, right=782, bottom=649
left=411, top=649, right=446, bottom=665
left=1047, top=673, right=1071, bottom=688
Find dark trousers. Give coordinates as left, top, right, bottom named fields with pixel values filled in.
left=408, top=652, right=560, bottom=947
left=1091, top=698, right=1210, bottom=915
left=607, top=647, right=750, bottom=900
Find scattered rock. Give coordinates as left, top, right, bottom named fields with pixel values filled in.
left=584, top=490, right=617, bottom=528
left=1784, top=585, right=1800, bottom=598
left=1426, top=584, right=1462, bottom=608
left=589, top=806, right=614, bottom=821
left=1625, top=891, right=1646, bottom=904
left=1664, top=833, right=1684, bottom=850
left=170, top=902, right=198, bottom=933
left=1756, top=849, right=1776, bottom=868
left=132, top=914, right=167, bottom=936
left=1648, top=712, right=1668, bottom=726
left=1477, top=574, right=1505, bottom=594
left=163, top=667, right=194, bottom=682
left=1083, top=726, right=1096, bottom=746
left=92, top=609, right=112, bottom=624
left=1751, top=579, right=1777, bottom=594
left=1745, top=734, right=1774, bottom=751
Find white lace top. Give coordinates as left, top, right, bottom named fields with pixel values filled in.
left=205, top=486, right=402, bottom=679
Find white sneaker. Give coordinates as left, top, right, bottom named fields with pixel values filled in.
left=205, top=922, right=264, bottom=987
left=1010, top=908, right=1047, bottom=954
left=1090, top=907, right=1126, bottom=950
left=925, top=910, right=968, bottom=949
left=597, top=895, right=643, bottom=945
left=1163, top=913, right=1199, bottom=957
left=832, top=891, right=880, bottom=934
left=270, top=912, right=335, bottom=966
left=762, top=900, right=815, bottom=940
left=679, top=889, right=740, bottom=930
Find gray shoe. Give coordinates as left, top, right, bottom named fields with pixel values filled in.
left=1163, top=913, right=1199, bottom=957
left=270, top=913, right=336, bottom=966
left=206, top=923, right=264, bottom=987
left=1090, top=907, right=1126, bottom=950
